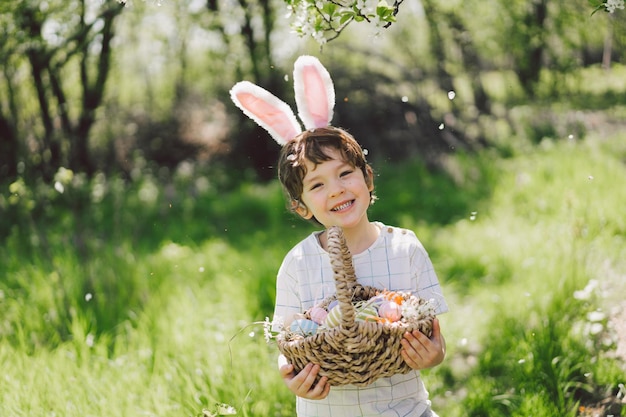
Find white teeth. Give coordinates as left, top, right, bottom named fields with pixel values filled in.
left=332, top=201, right=353, bottom=211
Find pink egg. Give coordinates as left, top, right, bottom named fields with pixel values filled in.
left=379, top=300, right=402, bottom=322
left=309, top=306, right=328, bottom=325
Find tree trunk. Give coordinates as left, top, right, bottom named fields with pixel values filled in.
left=0, top=64, right=20, bottom=180
left=29, top=55, right=63, bottom=180
left=421, top=0, right=455, bottom=94
left=70, top=1, right=123, bottom=177
left=213, top=0, right=281, bottom=180
left=0, top=114, right=18, bottom=179
left=446, top=11, right=491, bottom=115
left=602, top=14, right=613, bottom=70
left=516, top=0, right=548, bottom=97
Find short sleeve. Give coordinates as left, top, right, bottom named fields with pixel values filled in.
left=272, top=255, right=302, bottom=332
left=410, top=235, right=448, bottom=315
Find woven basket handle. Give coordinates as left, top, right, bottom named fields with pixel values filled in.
left=327, top=226, right=358, bottom=328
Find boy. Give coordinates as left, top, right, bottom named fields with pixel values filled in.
left=273, top=126, right=448, bottom=417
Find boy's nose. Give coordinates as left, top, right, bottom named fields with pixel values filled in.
left=328, top=180, right=345, bottom=197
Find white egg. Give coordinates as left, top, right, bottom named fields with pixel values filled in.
left=379, top=300, right=402, bottom=322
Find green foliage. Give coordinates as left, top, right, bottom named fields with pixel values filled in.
left=0, top=187, right=295, bottom=415
left=1, top=130, right=625, bottom=416
left=427, top=133, right=626, bottom=416
left=284, top=0, right=401, bottom=43
left=370, top=151, right=496, bottom=227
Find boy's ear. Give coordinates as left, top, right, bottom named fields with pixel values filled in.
left=292, top=200, right=313, bottom=219
left=365, top=165, right=375, bottom=192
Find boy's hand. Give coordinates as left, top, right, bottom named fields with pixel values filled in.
left=400, top=317, right=446, bottom=370
left=279, top=362, right=331, bottom=400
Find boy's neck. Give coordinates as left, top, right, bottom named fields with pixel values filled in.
left=319, top=221, right=380, bottom=255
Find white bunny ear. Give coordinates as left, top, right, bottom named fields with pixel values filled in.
left=293, top=55, right=335, bottom=130
left=230, top=81, right=302, bottom=146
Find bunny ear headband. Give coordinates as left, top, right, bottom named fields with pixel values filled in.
left=229, top=55, right=335, bottom=145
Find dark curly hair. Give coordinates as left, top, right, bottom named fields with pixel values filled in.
left=277, top=127, right=375, bottom=224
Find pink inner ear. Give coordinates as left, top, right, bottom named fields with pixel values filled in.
left=237, top=92, right=300, bottom=141
left=302, top=66, right=330, bottom=127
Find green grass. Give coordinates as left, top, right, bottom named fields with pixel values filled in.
left=425, top=134, right=626, bottom=416
left=0, top=132, right=625, bottom=416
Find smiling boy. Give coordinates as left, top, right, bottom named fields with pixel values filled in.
left=273, top=126, right=448, bottom=417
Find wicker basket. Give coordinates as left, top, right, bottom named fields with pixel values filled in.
left=276, top=226, right=434, bottom=387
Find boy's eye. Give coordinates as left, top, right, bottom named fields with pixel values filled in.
left=310, top=183, right=322, bottom=190
left=340, top=170, right=353, bottom=177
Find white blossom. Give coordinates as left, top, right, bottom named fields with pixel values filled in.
left=605, top=0, right=625, bottom=13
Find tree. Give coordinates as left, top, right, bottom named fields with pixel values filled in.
left=0, top=3, right=26, bottom=180
left=0, top=0, right=126, bottom=181
left=514, top=0, right=549, bottom=97
left=203, top=0, right=288, bottom=180
left=283, top=0, right=402, bottom=43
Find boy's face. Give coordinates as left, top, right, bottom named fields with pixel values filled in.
left=296, top=147, right=373, bottom=230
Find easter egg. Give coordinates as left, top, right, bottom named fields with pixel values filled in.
left=370, top=294, right=386, bottom=307
left=309, top=306, right=328, bottom=325
left=327, top=300, right=339, bottom=311
left=324, top=304, right=342, bottom=328
left=355, top=302, right=379, bottom=322
left=289, top=319, right=319, bottom=336
left=379, top=300, right=402, bottom=322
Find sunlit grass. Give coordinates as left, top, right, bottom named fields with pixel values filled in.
left=426, top=132, right=626, bottom=415
left=0, top=236, right=292, bottom=416
left=0, top=132, right=624, bottom=416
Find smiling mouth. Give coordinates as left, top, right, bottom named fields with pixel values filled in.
left=331, top=200, right=354, bottom=211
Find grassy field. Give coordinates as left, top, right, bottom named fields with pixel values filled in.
left=1, top=131, right=625, bottom=416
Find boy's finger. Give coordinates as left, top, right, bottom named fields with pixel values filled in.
left=303, top=364, right=320, bottom=387
left=279, top=363, right=294, bottom=378
left=312, top=376, right=329, bottom=396
left=430, top=317, right=441, bottom=338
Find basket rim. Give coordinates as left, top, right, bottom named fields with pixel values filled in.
left=277, top=314, right=433, bottom=347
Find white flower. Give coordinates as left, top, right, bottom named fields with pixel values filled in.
left=587, top=311, right=606, bottom=322
left=401, top=296, right=436, bottom=322
left=262, top=317, right=274, bottom=343
left=313, top=31, right=327, bottom=45
left=605, top=0, right=625, bottom=13
left=589, top=322, right=604, bottom=335
left=216, top=403, right=237, bottom=415
left=402, top=303, right=419, bottom=321
left=573, top=279, right=598, bottom=300
left=263, top=316, right=285, bottom=343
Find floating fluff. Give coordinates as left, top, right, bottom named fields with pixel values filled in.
left=309, top=306, right=328, bottom=325
left=289, top=319, right=319, bottom=336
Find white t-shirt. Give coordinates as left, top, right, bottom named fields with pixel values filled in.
left=273, top=222, right=448, bottom=417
